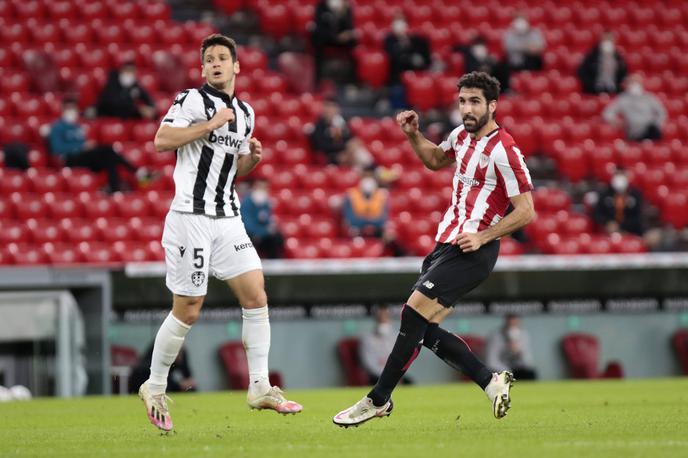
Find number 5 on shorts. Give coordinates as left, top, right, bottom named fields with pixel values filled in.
left=193, top=248, right=204, bottom=268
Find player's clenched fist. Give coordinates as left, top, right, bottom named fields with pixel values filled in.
left=397, top=110, right=419, bottom=135
left=208, top=108, right=235, bottom=130
left=248, top=137, right=262, bottom=162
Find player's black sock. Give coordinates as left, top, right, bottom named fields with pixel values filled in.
left=423, top=323, right=493, bottom=389
left=368, top=305, right=427, bottom=406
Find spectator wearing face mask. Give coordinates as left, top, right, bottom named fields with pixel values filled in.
left=309, top=98, right=373, bottom=168
left=602, top=74, right=666, bottom=141
left=383, top=12, right=432, bottom=85
left=455, top=36, right=511, bottom=92
left=240, top=179, right=284, bottom=259
left=593, top=168, right=644, bottom=236
left=503, top=13, right=545, bottom=72
left=96, top=61, right=157, bottom=120
left=578, top=32, right=628, bottom=95
left=486, top=314, right=537, bottom=380
left=311, top=0, right=358, bottom=85
left=342, top=167, right=389, bottom=238
left=48, top=98, right=147, bottom=193
left=360, top=305, right=413, bottom=385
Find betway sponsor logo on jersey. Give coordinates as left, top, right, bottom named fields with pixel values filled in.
left=456, top=172, right=481, bottom=187
left=209, top=131, right=243, bottom=148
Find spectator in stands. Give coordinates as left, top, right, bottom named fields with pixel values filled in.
left=455, top=35, right=510, bottom=92
left=311, top=0, right=358, bottom=85
left=241, top=178, right=284, bottom=259
left=309, top=98, right=373, bottom=168
left=602, top=74, right=666, bottom=141
left=593, top=168, right=644, bottom=236
left=360, top=305, right=413, bottom=385
left=129, top=344, right=196, bottom=394
left=383, top=12, right=432, bottom=85
left=48, top=99, right=144, bottom=193
left=342, top=166, right=389, bottom=237
left=96, top=61, right=157, bottom=120
left=2, top=142, right=30, bottom=170
left=503, top=13, right=545, bottom=72
left=578, top=32, right=628, bottom=95
left=486, top=314, right=537, bottom=380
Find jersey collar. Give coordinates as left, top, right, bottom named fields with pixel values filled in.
left=201, top=83, right=235, bottom=104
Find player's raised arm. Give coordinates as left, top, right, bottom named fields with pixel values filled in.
left=154, top=108, right=235, bottom=152
left=398, top=110, right=454, bottom=171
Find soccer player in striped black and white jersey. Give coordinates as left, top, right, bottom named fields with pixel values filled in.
left=334, top=72, right=536, bottom=427
left=138, top=34, right=302, bottom=432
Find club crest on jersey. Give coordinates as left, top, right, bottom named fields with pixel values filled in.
left=191, top=271, right=206, bottom=287
left=479, top=153, right=489, bottom=169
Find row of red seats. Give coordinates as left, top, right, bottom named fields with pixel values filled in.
left=0, top=0, right=171, bottom=22
left=283, top=237, right=386, bottom=259
left=0, top=241, right=164, bottom=266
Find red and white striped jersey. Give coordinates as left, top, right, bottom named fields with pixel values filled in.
left=435, top=125, right=533, bottom=243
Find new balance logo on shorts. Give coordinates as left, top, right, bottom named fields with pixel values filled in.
left=423, top=281, right=435, bottom=289
left=234, top=242, right=254, bottom=251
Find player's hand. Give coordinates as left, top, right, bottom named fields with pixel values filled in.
left=453, top=232, right=485, bottom=252
left=248, top=137, right=262, bottom=162
left=208, top=108, right=235, bottom=130
left=397, top=110, right=419, bottom=135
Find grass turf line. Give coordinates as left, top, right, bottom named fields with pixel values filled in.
left=1, top=378, right=687, bottom=458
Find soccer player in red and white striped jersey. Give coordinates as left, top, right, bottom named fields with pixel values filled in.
left=334, top=72, right=535, bottom=427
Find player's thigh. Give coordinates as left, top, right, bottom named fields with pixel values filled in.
left=225, top=269, right=267, bottom=309
left=162, top=211, right=212, bottom=297
left=407, top=290, right=447, bottom=321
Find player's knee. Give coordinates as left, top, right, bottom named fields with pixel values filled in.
left=179, top=307, right=201, bottom=325
left=241, top=290, right=267, bottom=309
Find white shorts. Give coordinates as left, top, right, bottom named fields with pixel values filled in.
left=161, top=210, right=262, bottom=296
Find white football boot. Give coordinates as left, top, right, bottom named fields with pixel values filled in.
left=484, top=371, right=514, bottom=419
left=333, top=396, right=393, bottom=427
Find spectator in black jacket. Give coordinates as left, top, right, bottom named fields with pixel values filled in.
left=383, top=12, right=431, bottom=85
left=96, top=61, right=157, bottom=120
left=311, top=0, right=358, bottom=85
left=578, top=32, right=628, bottom=95
left=594, top=169, right=644, bottom=235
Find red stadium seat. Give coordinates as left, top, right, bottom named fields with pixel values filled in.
left=672, top=329, right=688, bottom=375
left=355, top=49, right=389, bottom=88
left=64, top=169, right=104, bottom=193
left=5, top=243, right=48, bottom=266
left=27, top=169, right=66, bottom=194
left=78, top=242, right=121, bottom=264
left=96, top=218, right=132, bottom=243
left=82, top=194, right=116, bottom=219
left=44, top=194, right=84, bottom=219
left=0, top=169, right=30, bottom=194
left=26, top=219, right=65, bottom=244
left=112, top=193, right=150, bottom=219
left=401, top=72, right=438, bottom=112
left=336, top=338, right=369, bottom=386
left=499, top=237, right=525, bottom=256
left=561, top=333, right=624, bottom=379
left=62, top=218, right=101, bottom=243
left=43, top=242, right=85, bottom=265
left=11, top=193, right=46, bottom=221
left=0, top=198, right=15, bottom=220
left=112, top=241, right=151, bottom=263
left=661, top=192, right=688, bottom=229
left=218, top=341, right=283, bottom=390
left=129, top=217, right=164, bottom=242
left=0, top=221, right=30, bottom=244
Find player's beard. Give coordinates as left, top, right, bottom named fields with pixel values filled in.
left=463, top=110, right=490, bottom=133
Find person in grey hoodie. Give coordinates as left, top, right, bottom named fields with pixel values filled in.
left=603, top=73, right=666, bottom=141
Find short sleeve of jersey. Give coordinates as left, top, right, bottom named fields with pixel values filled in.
left=161, top=90, right=204, bottom=128
left=495, top=144, right=534, bottom=197
left=238, top=102, right=255, bottom=155
left=438, top=126, right=464, bottom=158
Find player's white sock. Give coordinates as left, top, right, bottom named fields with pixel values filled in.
left=148, top=312, right=191, bottom=395
left=242, top=306, right=271, bottom=395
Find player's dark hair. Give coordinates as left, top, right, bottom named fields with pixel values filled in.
left=200, top=34, right=238, bottom=63
left=458, top=71, right=501, bottom=102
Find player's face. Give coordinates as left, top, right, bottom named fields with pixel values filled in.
left=458, top=87, right=494, bottom=133
left=202, top=45, right=239, bottom=88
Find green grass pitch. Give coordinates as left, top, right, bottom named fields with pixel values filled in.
left=1, top=378, right=687, bottom=457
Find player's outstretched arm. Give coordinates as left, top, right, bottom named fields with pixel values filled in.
left=398, top=110, right=454, bottom=171
left=154, top=108, right=235, bottom=152
left=454, top=192, right=536, bottom=252
left=236, top=138, right=262, bottom=177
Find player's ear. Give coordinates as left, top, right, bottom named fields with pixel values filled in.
left=234, top=60, right=240, bottom=74
left=201, top=65, right=206, bottom=79
left=489, top=100, right=497, bottom=116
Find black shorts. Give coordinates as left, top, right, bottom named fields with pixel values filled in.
left=412, top=240, right=500, bottom=308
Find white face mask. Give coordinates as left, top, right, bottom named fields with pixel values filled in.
left=63, top=109, right=78, bottom=123
left=472, top=44, right=488, bottom=60
left=327, top=0, right=343, bottom=11
left=251, top=189, right=269, bottom=205
left=360, top=177, right=378, bottom=194
left=377, top=323, right=393, bottom=336
left=600, top=40, right=615, bottom=54
left=331, top=114, right=345, bottom=129
left=513, top=18, right=528, bottom=33
left=611, top=174, right=629, bottom=193
left=506, top=327, right=521, bottom=341
left=628, top=83, right=643, bottom=95
left=392, top=19, right=408, bottom=35
left=119, top=72, right=136, bottom=87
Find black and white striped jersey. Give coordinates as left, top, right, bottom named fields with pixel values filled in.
left=161, top=83, right=254, bottom=217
